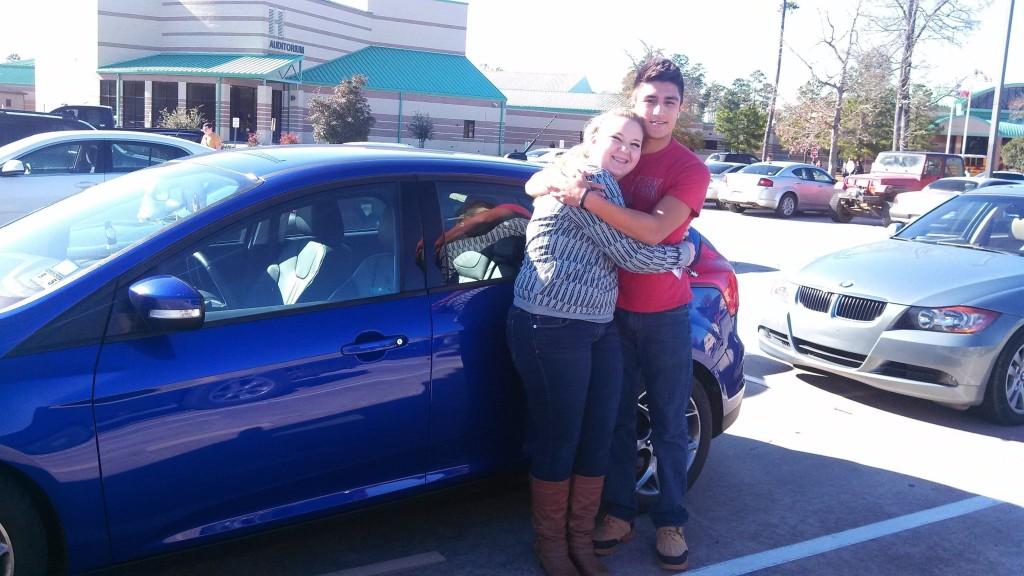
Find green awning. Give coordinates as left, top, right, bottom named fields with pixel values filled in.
left=98, top=53, right=303, bottom=83
left=296, top=46, right=504, bottom=101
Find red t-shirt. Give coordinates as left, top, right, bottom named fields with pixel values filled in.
left=616, top=140, right=710, bottom=312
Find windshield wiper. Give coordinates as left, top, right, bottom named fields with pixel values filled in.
left=932, top=239, right=1013, bottom=254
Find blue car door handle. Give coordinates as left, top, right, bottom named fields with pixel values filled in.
left=341, top=335, right=407, bottom=356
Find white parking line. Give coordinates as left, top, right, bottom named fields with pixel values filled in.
left=681, top=496, right=1000, bottom=576
left=320, top=551, right=446, bottom=576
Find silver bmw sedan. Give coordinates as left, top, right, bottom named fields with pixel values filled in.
left=758, top=184, right=1024, bottom=425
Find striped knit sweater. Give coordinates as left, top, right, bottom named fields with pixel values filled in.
left=513, top=168, right=695, bottom=323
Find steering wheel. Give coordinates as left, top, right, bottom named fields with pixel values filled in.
left=188, top=252, right=231, bottom=310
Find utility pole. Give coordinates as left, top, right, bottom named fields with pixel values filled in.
left=985, top=0, right=1015, bottom=175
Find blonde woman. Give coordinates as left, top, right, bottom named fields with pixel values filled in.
left=508, top=109, right=695, bottom=576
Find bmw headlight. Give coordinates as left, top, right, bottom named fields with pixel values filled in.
left=898, top=306, right=999, bottom=334
left=770, top=280, right=797, bottom=304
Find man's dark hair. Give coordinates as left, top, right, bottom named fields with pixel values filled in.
left=632, top=58, right=685, bottom=100
left=202, top=122, right=215, bottom=130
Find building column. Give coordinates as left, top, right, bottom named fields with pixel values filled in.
left=144, top=80, right=153, bottom=128
left=290, top=89, right=308, bottom=142
left=218, top=80, right=232, bottom=142
left=256, top=84, right=273, bottom=145
left=177, top=81, right=187, bottom=112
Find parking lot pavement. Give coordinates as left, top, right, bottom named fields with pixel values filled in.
left=98, top=210, right=1024, bottom=576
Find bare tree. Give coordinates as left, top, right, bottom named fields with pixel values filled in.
left=791, top=1, right=866, bottom=173
left=762, top=1, right=799, bottom=161
left=872, top=0, right=982, bottom=150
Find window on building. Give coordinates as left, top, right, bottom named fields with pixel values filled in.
left=100, top=80, right=117, bottom=114
left=151, top=82, right=179, bottom=126
left=3, top=99, right=10, bottom=108
left=186, top=83, right=216, bottom=126
left=463, top=120, right=475, bottom=139
left=122, top=81, right=145, bottom=128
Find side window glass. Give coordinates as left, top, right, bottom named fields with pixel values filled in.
left=111, top=142, right=153, bottom=172
left=433, top=181, right=532, bottom=286
left=793, top=168, right=809, bottom=180
left=812, top=169, right=834, bottom=183
left=151, top=143, right=189, bottom=164
left=945, top=158, right=965, bottom=177
left=924, top=158, right=941, bottom=176
left=136, top=182, right=400, bottom=324
left=20, top=142, right=98, bottom=175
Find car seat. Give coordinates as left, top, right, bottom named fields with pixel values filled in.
left=247, top=201, right=353, bottom=307
left=329, top=206, right=397, bottom=301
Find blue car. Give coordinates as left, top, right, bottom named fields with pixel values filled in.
left=0, top=146, right=744, bottom=574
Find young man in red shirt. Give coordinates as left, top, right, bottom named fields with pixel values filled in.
left=526, top=58, right=710, bottom=571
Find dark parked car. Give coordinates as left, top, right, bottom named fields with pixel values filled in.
left=0, top=109, right=93, bottom=147
left=50, top=105, right=204, bottom=143
left=0, top=146, right=744, bottom=574
left=705, top=152, right=760, bottom=165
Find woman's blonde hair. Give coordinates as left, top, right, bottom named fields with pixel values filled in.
left=556, top=108, right=646, bottom=172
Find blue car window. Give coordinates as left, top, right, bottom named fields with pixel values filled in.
left=139, top=182, right=401, bottom=323
left=433, top=181, right=532, bottom=286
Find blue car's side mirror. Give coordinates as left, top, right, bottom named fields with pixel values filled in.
left=129, top=275, right=204, bottom=332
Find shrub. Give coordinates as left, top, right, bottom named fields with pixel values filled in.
left=279, top=132, right=300, bottom=144
left=157, top=106, right=205, bottom=129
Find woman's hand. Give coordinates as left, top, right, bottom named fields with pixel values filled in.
left=551, top=170, right=605, bottom=207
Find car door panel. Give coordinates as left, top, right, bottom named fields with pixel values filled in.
left=92, top=181, right=432, bottom=561
left=423, top=180, right=530, bottom=480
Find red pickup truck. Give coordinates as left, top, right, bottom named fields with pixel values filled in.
left=830, top=151, right=966, bottom=225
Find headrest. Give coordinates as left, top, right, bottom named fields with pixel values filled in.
left=1010, top=217, right=1024, bottom=242
left=286, top=212, right=312, bottom=235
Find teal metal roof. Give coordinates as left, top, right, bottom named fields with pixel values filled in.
left=297, top=46, right=504, bottom=101
left=98, top=53, right=303, bottom=82
left=0, top=59, right=34, bottom=86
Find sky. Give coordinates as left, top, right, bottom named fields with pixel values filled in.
left=1, top=0, right=1019, bottom=105
left=465, top=0, right=1023, bottom=103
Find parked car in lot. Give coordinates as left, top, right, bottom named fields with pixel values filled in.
left=705, top=161, right=747, bottom=208
left=0, top=109, right=93, bottom=147
left=719, top=161, right=837, bottom=218
left=889, top=176, right=1020, bottom=223
left=831, top=151, right=966, bottom=224
left=0, top=130, right=211, bottom=226
left=0, top=146, right=744, bottom=575
left=705, top=151, right=760, bottom=165
left=525, top=147, right=568, bottom=165
left=759, top=184, right=1024, bottom=425
left=50, top=105, right=204, bottom=143
left=992, top=170, right=1024, bottom=181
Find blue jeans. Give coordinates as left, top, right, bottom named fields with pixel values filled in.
left=506, top=306, right=624, bottom=482
left=603, top=305, right=692, bottom=528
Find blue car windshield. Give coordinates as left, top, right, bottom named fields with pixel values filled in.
left=0, top=162, right=258, bottom=310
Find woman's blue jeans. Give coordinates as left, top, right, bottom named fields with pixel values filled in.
left=506, top=306, right=624, bottom=482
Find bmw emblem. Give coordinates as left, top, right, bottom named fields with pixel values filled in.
left=839, top=280, right=854, bottom=288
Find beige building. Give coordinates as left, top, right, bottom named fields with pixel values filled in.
left=27, top=0, right=611, bottom=153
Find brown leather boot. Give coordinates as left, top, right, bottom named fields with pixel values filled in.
left=531, top=477, right=580, bottom=576
left=567, top=475, right=609, bottom=576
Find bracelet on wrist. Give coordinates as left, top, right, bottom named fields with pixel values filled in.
left=579, top=188, right=591, bottom=210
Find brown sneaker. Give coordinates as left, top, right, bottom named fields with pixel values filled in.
left=591, top=514, right=634, bottom=556
left=655, top=526, right=689, bottom=571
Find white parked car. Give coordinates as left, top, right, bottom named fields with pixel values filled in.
left=890, top=176, right=1022, bottom=224
left=0, top=130, right=211, bottom=226
left=525, top=147, right=568, bottom=165
left=719, top=162, right=837, bottom=218
left=705, top=161, right=747, bottom=207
